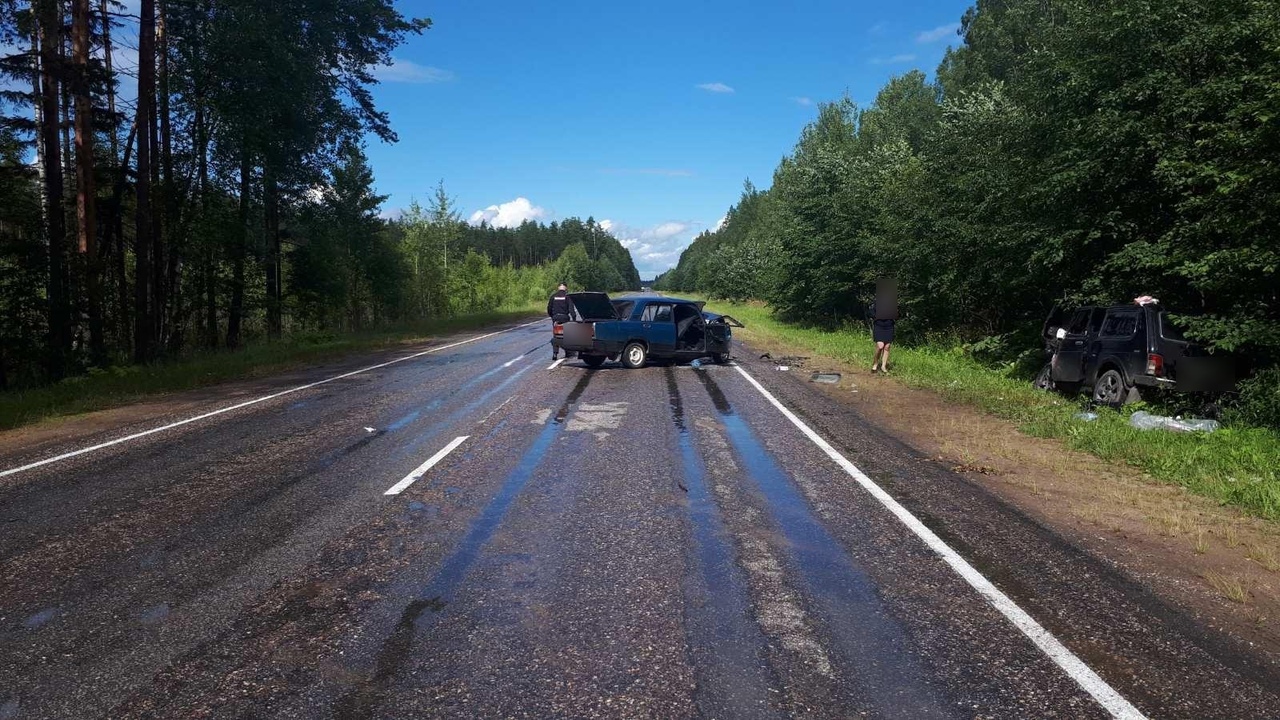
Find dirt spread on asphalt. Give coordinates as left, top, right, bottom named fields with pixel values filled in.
left=739, top=339, right=1280, bottom=664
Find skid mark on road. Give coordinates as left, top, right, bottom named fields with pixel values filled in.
left=732, top=366, right=1149, bottom=719
left=695, top=371, right=953, bottom=718
left=389, top=360, right=538, bottom=463
left=334, top=372, right=595, bottom=720
left=665, top=369, right=781, bottom=720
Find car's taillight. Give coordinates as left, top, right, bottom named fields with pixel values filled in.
left=1147, top=353, right=1165, bottom=376
left=553, top=323, right=564, bottom=336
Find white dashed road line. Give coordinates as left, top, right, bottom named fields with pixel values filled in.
left=384, top=436, right=470, bottom=496
left=733, top=365, right=1148, bottom=720
left=0, top=320, right=544, bottom=480
left=548, top=358, right=566, bottom=371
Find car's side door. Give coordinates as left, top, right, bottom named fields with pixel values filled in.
left=639, top=302, right=678, bottom=355
left=1051, top=309, right=1092, bottom=383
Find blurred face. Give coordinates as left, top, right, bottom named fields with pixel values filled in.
left=558, top=284, right=567, bottom=291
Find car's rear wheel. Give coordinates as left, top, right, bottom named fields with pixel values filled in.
left=622, top=342, right=648, bottom=369
left=1093, top=369, right=1137, bottom=407
left=581, top=354, right=606, bottom=369
left=712, top=353, right=729, bottom=365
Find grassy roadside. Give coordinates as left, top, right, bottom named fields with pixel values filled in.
left=708, top=300, right=1280, bottom=522
left=0, top=305, right=543, bottom=432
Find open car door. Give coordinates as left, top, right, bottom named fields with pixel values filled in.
left=706, top=313, right=744, bottom=328
left=703, top=312, right=743, bottom=355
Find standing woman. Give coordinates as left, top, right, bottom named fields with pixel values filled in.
left=868, top=296, right=897, bottom=374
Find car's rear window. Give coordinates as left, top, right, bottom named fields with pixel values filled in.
left=612, top=301, right=636, bottom=320
left=1159, top=312, right=1187, bottom=341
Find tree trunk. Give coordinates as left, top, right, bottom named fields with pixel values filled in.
left=158, top=0, right=180, bottom=353
left=227, top=155, right=250, bottom=349
left=196, top=104, right=217, bottom=349
left=102, top=123, right=137, bottom=351
left=134, top=0, right=156, bottom=363
left=31, top=26, right=47, bottom=222
left=73, top=0, right=105, bottom=365
left=100, top=0, right=119, bottom=164
left=263, top=164, right=282, bottom=339
left=37, top=0, right=71, bottom=380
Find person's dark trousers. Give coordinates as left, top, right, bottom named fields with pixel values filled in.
left=551, top=315, right=572, bottom=359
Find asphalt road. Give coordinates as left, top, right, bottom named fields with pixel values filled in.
left=1, top=318, right=1277, bottom=719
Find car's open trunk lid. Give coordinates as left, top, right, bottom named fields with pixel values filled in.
left=568, top=292, right=617, bottom=321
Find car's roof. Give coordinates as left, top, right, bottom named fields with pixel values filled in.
left=628, top=294, right=699, bottom=305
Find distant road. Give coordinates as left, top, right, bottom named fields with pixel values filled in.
left=1, top=318, right=1276, bottom=719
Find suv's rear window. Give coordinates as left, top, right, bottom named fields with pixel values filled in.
left=1159, top=312, right=1187, bottom=341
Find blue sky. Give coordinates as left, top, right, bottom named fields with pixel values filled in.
left=367, top=1, right=974, bottom=278
left=0, top=0, right=971, bottom=278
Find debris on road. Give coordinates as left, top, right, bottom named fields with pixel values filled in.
left=776, top=365, right=791, bottom=371
left=939, top=457, right=1001, bottom=476
left=810, top=373, right=842, bottom=385
left=1129, top=411, right=1220, bottom=433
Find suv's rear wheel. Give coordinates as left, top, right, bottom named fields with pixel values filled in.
left=622, top=342, right=648, bottom=369
left=1093, top=369, right=1138, bottom=407
left=712, top=352, right=729, bottom=365
left=581, top=354, right=606, bottom=369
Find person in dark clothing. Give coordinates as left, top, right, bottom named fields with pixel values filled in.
left=868, top=301, right=896, bottom=374
left=548, top=283, right=571, bottom=359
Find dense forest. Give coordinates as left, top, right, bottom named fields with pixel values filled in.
left=656, top=0, right=1278, bottom=402
left=0, top=1, right=637, bottom=390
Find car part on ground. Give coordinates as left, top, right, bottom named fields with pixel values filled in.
left=1129, top=411, right=1220, bottom=433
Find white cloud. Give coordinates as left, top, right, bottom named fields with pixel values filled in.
left=696, top=82, right=735, bottom=94
left=652, top=222, right=688, bottom=239
left=792, top=96, right=814, bottom=107
left=469, top=197, right=548, bottom=228
left=712, top=215, right=728, bottom=232
left=871, top=54, right=917, bottom=65
left=373, top=58, right=455, bottom=84
left=916, top=23, right=961, bottom=44
left=601, top=219, right=706, bottom=278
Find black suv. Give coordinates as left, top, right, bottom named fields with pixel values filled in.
left=1035, top=303, right=1236, bottom=406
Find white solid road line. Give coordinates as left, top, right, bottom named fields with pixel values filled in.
left=548, top=358, right=566, bottom=371
left=0, top=320, right=544, bottom=480
left=384, top=436, right=469, bottom=496
left=733, top=365, right=1148, bottom=720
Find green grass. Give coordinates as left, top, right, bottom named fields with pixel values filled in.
left=711, top=300, right=1280, bottom=522
left=0, top=305, right=543, bottom=432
